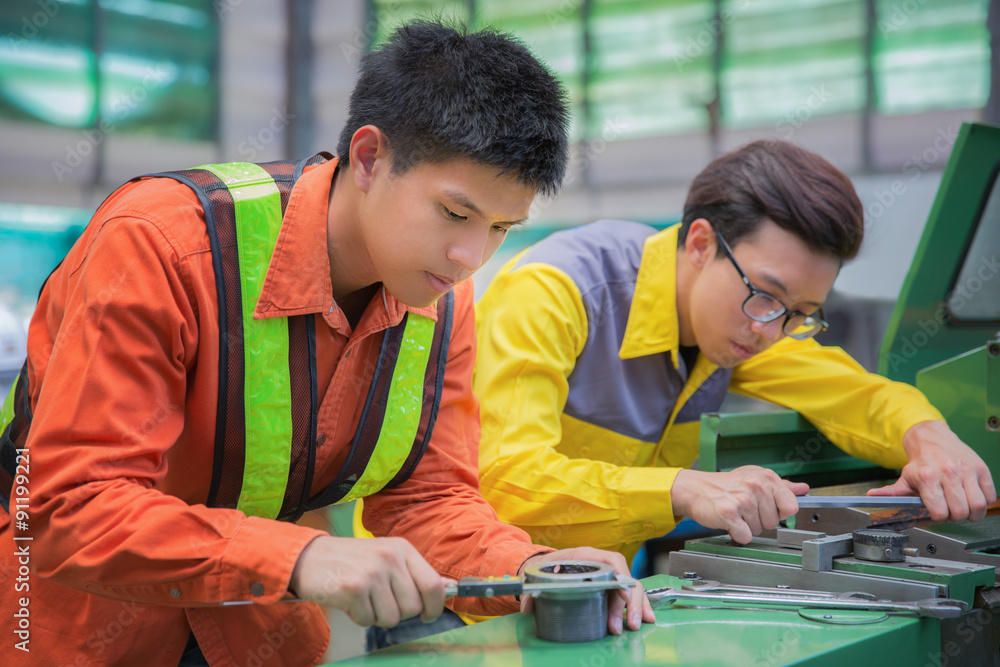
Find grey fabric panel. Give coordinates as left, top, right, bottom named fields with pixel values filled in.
left=674, top=367, right=732, bottom=424
left=517, top=220, right=730, bottom=442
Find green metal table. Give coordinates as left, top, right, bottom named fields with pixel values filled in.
left=328, top=575, right=939, bottom=666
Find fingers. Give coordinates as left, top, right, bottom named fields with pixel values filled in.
left=403, top=549, right=446, bottom=622
left=964, top=474, right=989, bottom=522
left=627, top=577, right=653, bottom=628
left=607, top=588, right=625, bottom=635
left=979, top=465, right=997, bottom=506
left=865, top=479, right=916, bottom=496
left=726, top=520, right=753, bottom=545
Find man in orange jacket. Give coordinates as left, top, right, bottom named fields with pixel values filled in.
left=0, top=21, right=651, bottom=666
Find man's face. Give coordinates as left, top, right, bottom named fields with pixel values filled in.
left=361, top=157, right=534, bottom=308
left=688, top=219, right=841, bottom=368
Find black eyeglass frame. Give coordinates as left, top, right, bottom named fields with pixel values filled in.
left=713, top=229, right=829, bottom=340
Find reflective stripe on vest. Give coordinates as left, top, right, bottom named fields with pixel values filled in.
left=345, top=312, right=434, bottom=501
left=198, top=162, right=294, bottom=519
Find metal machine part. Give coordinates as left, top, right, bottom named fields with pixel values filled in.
left=668, top=532, right=994, bottom=603
left=852, top=528, right=909, bottom=562
left=522, top=561, right=617, bottom=643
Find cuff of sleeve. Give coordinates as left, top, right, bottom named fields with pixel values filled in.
left=219, top=516, right=328, bottom=604
left=619, top=466, right=683, bottom=544
left=886, top=407, right=945, bottom=451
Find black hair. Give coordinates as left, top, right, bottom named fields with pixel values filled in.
left=678, top=140, right=864, bottom=261
left=336, top=20, right=570, bottom=197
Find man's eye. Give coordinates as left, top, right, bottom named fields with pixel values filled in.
left=492, top=225, right=509, bottom=234
left=444, top=207, right=467, bottom=221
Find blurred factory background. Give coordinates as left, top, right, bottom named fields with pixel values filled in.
left=0, top=1, right=995, bottom=660
left=1, top=0, right=994, bottom=379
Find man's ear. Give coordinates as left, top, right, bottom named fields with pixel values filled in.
left=348, top=125, right=388, bottom=194
left=684, top=218, right=716, bottom=269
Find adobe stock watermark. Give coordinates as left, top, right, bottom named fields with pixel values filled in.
left=865, top=125, right=959, bottom=227
left=213, top=0, right=245, bottom=21
left=878, top=0, right=930, bottom=37
left=783, top=429, right=834, bottom=475
left=3, top=0, right=61, bottom=54
left=774, top=85, right=833, bottom=141
left=673, top=0, right=750, bottom=72
left=528, top=116, right=629, bottom=220
left=752, top=628, right=801, bottom=667
left=923, top=608, right=995, bottom=667
left=236, top=107, right=296, bottom=161
left=884, top=251, right=999, bottom=374
left=545, top=0, right=583, bottom=27
left=51, top=66, right=172, bottom=182
left=339, top=1, right=417, bottom=64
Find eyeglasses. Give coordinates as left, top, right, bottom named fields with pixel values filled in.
left=714, top=229, right=829, bottom=340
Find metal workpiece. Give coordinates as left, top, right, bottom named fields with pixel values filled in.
left=796, top=495, right=925, bottom=508
left=645, top=580, right=969, bottom=619
left=852, top=529, right=910, bottom=562
left=522, top=561, right=618, bottom=643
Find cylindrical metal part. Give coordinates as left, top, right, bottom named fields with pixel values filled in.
left=523, top=561, right=616, bottom=642
left=852, top=529, right=909, bottom=562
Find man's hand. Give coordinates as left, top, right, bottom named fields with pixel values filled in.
left=867, top=420, right=996, bottom=522
left=670, top=466, right=809, bottom=544
left=517, top=547, right=655, bottom=636
left=290, top=536, right=451, bottom=628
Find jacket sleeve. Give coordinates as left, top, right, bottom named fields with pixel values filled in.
left=26, top=205, right=326, bottom=608
left=361, top=279, right=553, bottom=617
left=472, top=260, right=681, bottom=555
left=729, top=337, right=944, bottom=470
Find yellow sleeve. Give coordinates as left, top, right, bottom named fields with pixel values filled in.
left=474, top=259, right=681, bottom=554
left=730, top=337, right=944, bottom=470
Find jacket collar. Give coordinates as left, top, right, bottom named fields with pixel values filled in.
left=619, top=224, right=681, bottom=366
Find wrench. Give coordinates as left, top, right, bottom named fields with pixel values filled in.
left=645, top=581, right=968, bottom=618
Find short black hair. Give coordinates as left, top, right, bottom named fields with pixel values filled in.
left=336, top=20, right=570, bottom=197
left=679, top=140, right=864, bottom=261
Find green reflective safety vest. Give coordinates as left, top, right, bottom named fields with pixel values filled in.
left=0, top=156, right=453, bottom=522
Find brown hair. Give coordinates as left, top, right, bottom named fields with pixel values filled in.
left=678, top=140, right=864, bottom=260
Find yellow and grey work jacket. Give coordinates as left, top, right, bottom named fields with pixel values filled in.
left=474, top=221, right=943, bottom=561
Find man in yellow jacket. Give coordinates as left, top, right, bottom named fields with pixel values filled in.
left=474, top=140, right=996, bottom=562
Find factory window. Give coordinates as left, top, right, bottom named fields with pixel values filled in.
left=0, top=0, right=217, bottom=141
left=720, top=0, right=867, bottom=129
left=369, top=0, right=989, bottom=143
left=873, top=0, right=989, bottom=115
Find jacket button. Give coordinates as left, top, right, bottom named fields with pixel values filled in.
left=643, top=522, right=656, bottom=532
left=316, top=434, right=327, bottom=447
left=170, top=589, right=181, bottom=598
left=250, top=582, right=265, bottom=597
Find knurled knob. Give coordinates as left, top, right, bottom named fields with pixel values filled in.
left=852, top=529, right=909, bottom=562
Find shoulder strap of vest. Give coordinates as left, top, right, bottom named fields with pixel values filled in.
left=305, top=289, right=454, bottom=509
left=0, top=362, right=31, bottom=513
left=145, top=156, right=328, bottom=521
